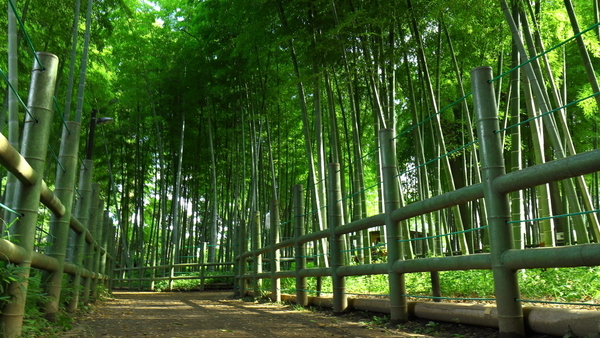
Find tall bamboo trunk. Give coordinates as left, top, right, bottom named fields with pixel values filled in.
left=501, top=0, right=597, bottom=243
left=208, top=116, right=218, bottom=270
left=3, top=0, right=19, bottom=224
left=407, top=0, right=469, bottom=254
left=277, top=0, right=328, bottom=267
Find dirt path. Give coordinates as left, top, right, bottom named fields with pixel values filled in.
left=63, top=291, right=409, bottom=338
left=60, top=291, right=554, bottom=338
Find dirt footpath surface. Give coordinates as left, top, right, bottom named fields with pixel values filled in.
left=61, top=291, right=556, bottom=338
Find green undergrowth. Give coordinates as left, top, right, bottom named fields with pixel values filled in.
left=154, top=271, right=235, bottom=292
left=0, top=266, right=110, bottom=337
left=258, top=266, right=600, bottom=305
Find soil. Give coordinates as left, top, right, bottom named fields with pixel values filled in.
left=60, top=291, right=560, bottom=338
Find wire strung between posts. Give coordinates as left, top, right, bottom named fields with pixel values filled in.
left=36, top=226, right=56, bottom=240
left=393, top=92, right=473, bottom=141
left=341, top=181, right=383, bottom=202
left=496, top=91, right=600, bottom=134
left=301, top=204, right=328, bottom=218
left=340, top=242, right=387, bottom=253
left=53, top=96, right=71, bottom=134
left=341, top=147, right=380, bottom=172
left=398, top=225, right=489, bottom=243
left=0, top=202, right=23, bottom=217
left=395, top=140, right=479, bottom=179
left=296, top=288, right=332, bottom=294
left=278, top=218, right=293, bottom=228
left=489, top=22, right=600, bottom=83
left=403, top=294, right=496, bottom=301
left=506, top=208, right=600, bottom=224
left=7, top=0, right=44, bottom=70
left=79, top=157, right=88, bottom=170
left=343, top=292, right=389, bottom=297
left=0, top=68, right=36, bottom=122
left=311, top=176, right=327, bottom=188
left=47, top=145, right=66, bottom=173
left=297, top=252, right=328, bottom=258
left=517, top=299, right=600, bottom=307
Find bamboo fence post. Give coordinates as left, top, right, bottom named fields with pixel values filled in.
left=99, top=210, right=110, bottom=289
left=43, top=121, right=81, bottom=321
left=0, top=52, right=58, bottom=337
left=472, top=66, right=524, bottom=337
left=252, top=211, right=262, bottom=298
left=328, top=163, right=347, bottom=314
left=81, top=183, right=101, bottom=303
left=91, top=199, right=105, bottom=300
left=237, top=219, right=247, bottom=297
left=200, top=242, right=207, bottom=291
left=380, top=128, right=408, bottom=325
left=270, top=199, right=281, bottom=302
left=68, top=157, right=94, bottom=311
left=294, top=185, right=308, bottom=306
left=108, top=216, right=116, bottom=289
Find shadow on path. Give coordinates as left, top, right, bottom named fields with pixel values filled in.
left=60, top=291, right=410, bottom=337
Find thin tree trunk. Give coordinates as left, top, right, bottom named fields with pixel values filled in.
left=3, top=0, right=19, bottom=224
left=171, top=109, right=185, bottom=265
left=208, top=116, right=218, bottom=270
left=74, top=0, right=92, bottom=123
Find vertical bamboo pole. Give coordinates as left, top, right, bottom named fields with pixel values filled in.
left=91, top=199, right=105, bottom=300
left=107, top=217, right=116, bottom=289
left=270, top=199, right=281, bottom=302
left=81, top=183, right=101, bottom=303
left=252, top=211, right=262, bottom=298
left=0, top=52, right=58, bottom=338
left=100, top=210, right=110, bottom=289
left=294, top=185, right=308, bottom=306
left=199, top=242, right=207, bottom=291
left=68, top=158, right=94, bottom=312
left=328, top=163, right=347, bottom=314
left=472, top=66, right=524, bottom=337
left=43, top=121, right=81, bottom=321
left=380, top=128, right=407, bottom=325
left=237, top=219, right=247, bottom=297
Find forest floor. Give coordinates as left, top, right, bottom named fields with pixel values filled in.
left=60, top=291, right=560, bottom=338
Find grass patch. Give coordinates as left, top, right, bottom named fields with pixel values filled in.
left=154, top=271, right=235, bottom=292
left=253, top=266, right=600, bottom=305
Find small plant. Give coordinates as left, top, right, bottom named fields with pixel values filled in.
left=370, top=315, right=389, bottom=326
left=288, top=302, right=306, bottom=311
left=425, top=320, right=440, bottom=333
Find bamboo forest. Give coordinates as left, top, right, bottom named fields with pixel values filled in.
left=0, top=0, right=599, bottom=337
